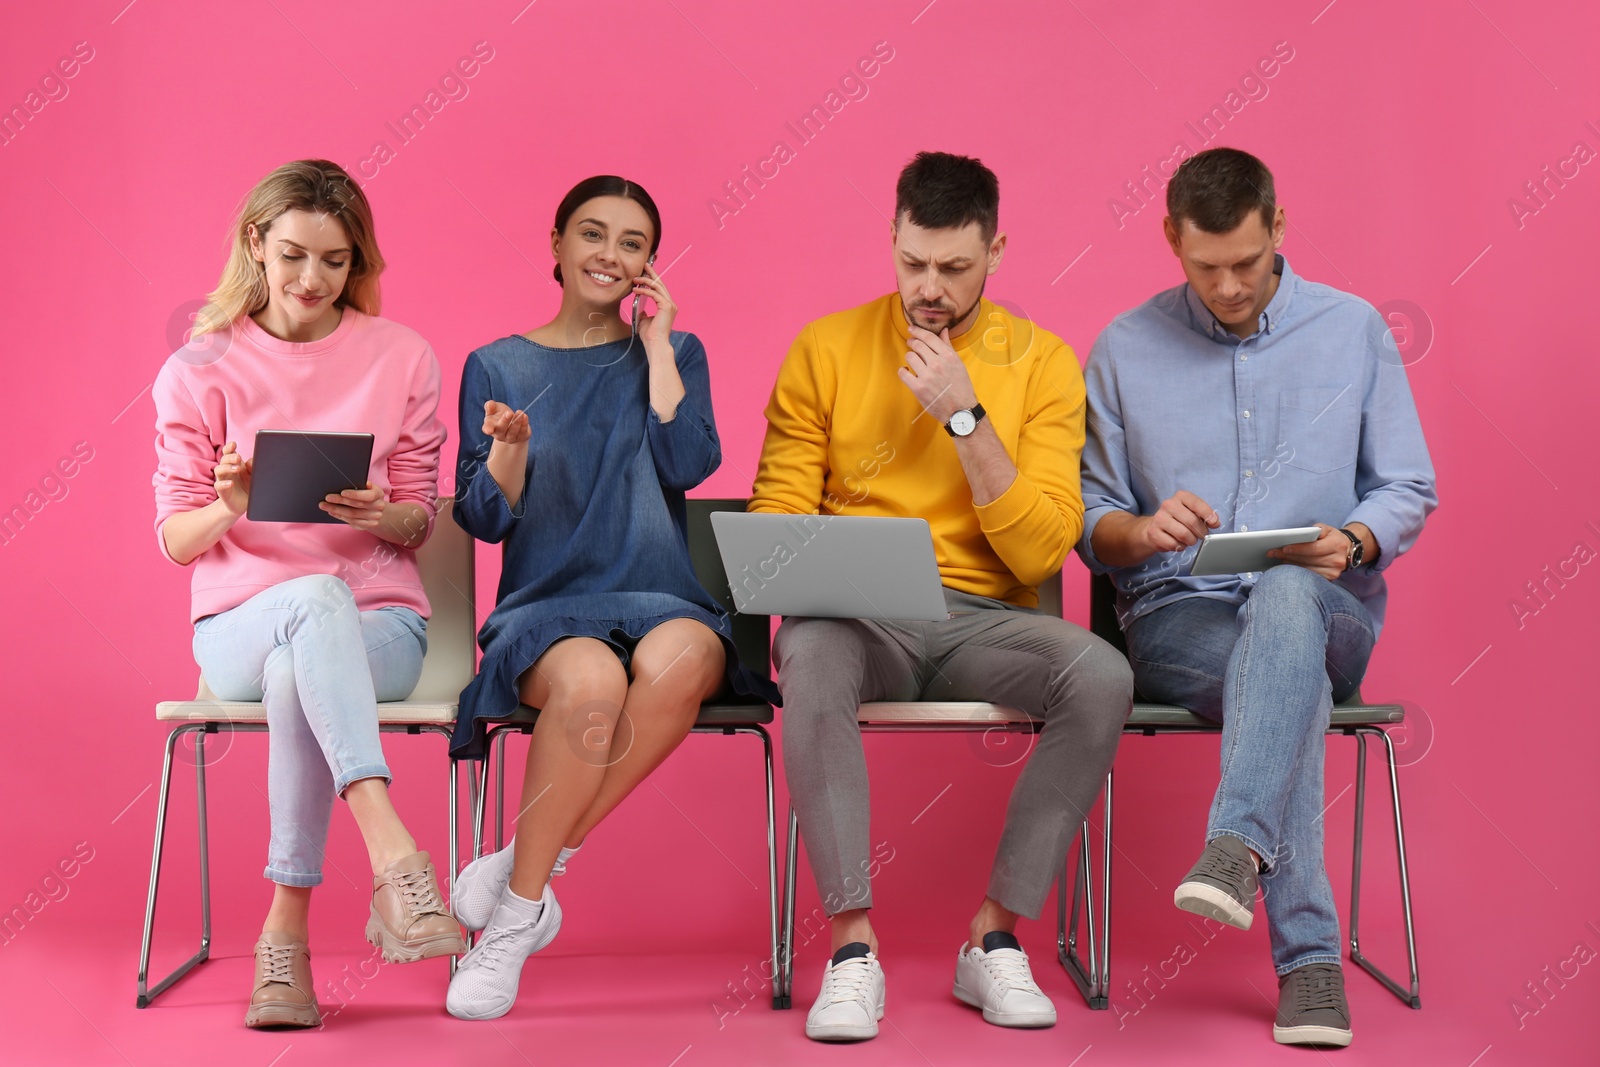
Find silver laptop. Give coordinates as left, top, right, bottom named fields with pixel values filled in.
left=709, top=512, right=948, bottom=621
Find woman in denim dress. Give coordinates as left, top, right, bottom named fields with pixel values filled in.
left=444, top=176, right=778, bottom=1020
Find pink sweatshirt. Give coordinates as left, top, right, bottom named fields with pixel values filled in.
left=153, top=309, right=447, bottom=622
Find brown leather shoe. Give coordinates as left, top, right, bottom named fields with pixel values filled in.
left=244, top=931, right=321, bottom=1029
left=365, top=851, right=466, bottom=963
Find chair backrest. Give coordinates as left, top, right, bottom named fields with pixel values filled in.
left=1089, top=572, right=1129, bottom=657
left=685, top=498, right=772, bottom=679
left=1037, top=570, right=1063, bottom=617
left=193, top=497, right=475, bottom=703
left=411, top=497, right=476, bottom=701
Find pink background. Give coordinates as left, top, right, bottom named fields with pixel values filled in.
left=2, top=1, right=1596, bottom=1064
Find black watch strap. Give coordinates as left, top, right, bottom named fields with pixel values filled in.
left=1337, top=527, right=1364, bottom=569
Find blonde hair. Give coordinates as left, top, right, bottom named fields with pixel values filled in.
left=193, top=159, right=384, bottom=337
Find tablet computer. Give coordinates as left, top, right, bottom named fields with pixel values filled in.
left=1190, top=526, right=1322, bottom=576
left=246, top=430, right=374, bottom=524
left=709, top=512, right=949, bottom=621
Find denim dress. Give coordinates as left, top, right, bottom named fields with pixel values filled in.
left=449, top=330, right=779, bottom=758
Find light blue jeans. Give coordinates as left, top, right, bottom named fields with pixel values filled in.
left=1123, top=564, right=1376, bottom=975
left=192, top=574, right=427, bottom=887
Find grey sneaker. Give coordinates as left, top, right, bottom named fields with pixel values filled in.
left=1173, top=835, right=1259, bottom=930
left=1274, top=964, right=1352, bottom=1047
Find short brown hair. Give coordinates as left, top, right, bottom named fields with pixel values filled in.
left=1166, top=147, right=1275, bottom=234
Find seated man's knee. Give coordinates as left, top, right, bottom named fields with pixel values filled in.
left=1253, top=562, right=1324, bottom=601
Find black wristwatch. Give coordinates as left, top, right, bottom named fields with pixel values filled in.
left=1336, top=527, right=1365, bottom=570
left=945, top=403, right=987, bottom=438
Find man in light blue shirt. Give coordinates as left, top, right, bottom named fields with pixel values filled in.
left=1077, top=147, right=1436, bottom=1049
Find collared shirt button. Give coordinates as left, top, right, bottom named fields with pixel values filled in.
left=1244, top=470, right=1255, bottom=477
left=1240, top=525, right=1249, bottom=532
left=1240, top=354, right=1248, bottom=361
left=1242, top=409, right=1251, bottom=418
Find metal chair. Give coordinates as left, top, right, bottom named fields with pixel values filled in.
left=137, top=498, right=476, bottom=1008
left=772, top=574, right=1097, bottom=1010
left=469, top=498, right=783, bottom=1006
left=1055, top=573, right=1422, bottom=1010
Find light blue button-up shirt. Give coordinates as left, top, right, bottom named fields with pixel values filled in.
left=1076, top=256, right=1437, bottom=636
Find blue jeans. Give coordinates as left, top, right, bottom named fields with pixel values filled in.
left=192, top=575, right=427, bottom=887
left=1123, top=564, right=1375, bottom=974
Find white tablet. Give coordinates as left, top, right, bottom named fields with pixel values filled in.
left=1190, top=527, right=1322, bottom=576
left=246, top=430, right=374, bottom=524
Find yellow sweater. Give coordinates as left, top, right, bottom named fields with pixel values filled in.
left=750, top=293, right=1085, bottom=608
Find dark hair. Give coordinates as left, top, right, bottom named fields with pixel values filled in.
left=551, top=175, right=662, bottom=285
left=894, top=151, right=1000, bottom=241
left=1166, top=148, right=1276, bottom=234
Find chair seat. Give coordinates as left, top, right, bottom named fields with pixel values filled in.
left=1128, top=700, right=1404, bottom=729
left=155, top=700, right=458, bottom=725
left=855, top=699, right=1405, bottom=729
left=489, top=702, right=774, bottom=728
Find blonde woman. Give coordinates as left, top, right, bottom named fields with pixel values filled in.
left=152, top=159, right=462, bottom=1029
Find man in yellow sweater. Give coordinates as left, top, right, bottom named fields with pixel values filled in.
left=751, top=152, right=1133, bottom=1041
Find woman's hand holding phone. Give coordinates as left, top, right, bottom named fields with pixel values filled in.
left=633, top=261, right=676, bottom=352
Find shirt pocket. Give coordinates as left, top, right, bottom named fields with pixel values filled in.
left=1277, top=386, right=1359, bottom=474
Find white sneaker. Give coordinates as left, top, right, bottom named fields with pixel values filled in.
left=805, top=948, right=886, bottom=1042
left=445, top=883, right=562, bottom=1021
left=452, top=842, right=577, bottom=932
left=953, top=937, right=1057, bottom=1028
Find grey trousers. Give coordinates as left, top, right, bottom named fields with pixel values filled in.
left=773, top=587, right=1133, bottom=920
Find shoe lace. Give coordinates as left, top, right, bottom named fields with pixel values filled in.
left=258, top=942, right=299, bottom=986
left=1291, top=968, right=1346, bottom=1016
left=465, top=919, right=540, bottom=970
left=394, top=867, right=448, bottom=918
left=1194, top=844, right=1257, bottom=890
left=979, top=950, right=1043, bottom=994
left=819, top=957, right=877, bottom=1006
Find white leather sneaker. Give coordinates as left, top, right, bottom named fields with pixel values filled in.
left=953, top=934, right=1057, bottom=1028
left=805, top=945, right=886, bottom=1041
left=445, top=882, right=562, bottom=1021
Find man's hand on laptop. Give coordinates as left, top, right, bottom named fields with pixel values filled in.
left=900, top=325, right=977, bottom=424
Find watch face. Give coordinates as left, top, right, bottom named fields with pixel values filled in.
left=949, top=410, right=976, bottom=436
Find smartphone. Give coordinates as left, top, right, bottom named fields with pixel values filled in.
left=631, top=252, right=657, bottom=330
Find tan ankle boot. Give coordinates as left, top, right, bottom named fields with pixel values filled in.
left=245, top=932, right=321, bottom=1029
left=365, top=851, right=465, bottom=962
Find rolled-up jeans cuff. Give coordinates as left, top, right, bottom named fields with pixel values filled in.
left=1205, top=828, right=1273, bottom=870
left=264, top=866, right=323, bottom=888
left=1276, top=952, right=1342, bottom=977
left=334, top=763, right=392, bottom=797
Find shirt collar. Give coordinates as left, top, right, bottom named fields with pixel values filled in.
left=1184, top=253, right=1295, bottom=342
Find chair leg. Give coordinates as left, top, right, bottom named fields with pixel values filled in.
left=1348, top=727, right=1422, bottom=1008
left=492, top=726, right=512, bottom=851
left=1099, top=767, right=1113, bottom=1005
left=779, top=804, right=799, bottom=1010
left=1056, top=769, right=1111, bottom=1009
left=136, top=725, right=211, bottom=1008
left=446, top=738, right=460, bottom=976
left=753, top=727, right=787, bottom=1010
left=1058, top=824, right=1098, bottom=1007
